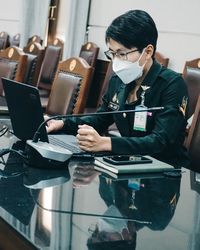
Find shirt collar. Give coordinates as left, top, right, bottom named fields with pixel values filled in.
left=141, top=60, right=163, bottom=87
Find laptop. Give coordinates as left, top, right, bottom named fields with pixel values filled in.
left=1, top=77, right=84, bottom=155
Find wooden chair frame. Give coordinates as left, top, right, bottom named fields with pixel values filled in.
left=0, top=46, right=27, bottom=82
left=23, top=42, right=45, bottom=86
left=46, top=57, right=94, bottom=115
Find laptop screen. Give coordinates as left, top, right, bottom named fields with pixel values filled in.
left=2, top=77, right=48, bottom=142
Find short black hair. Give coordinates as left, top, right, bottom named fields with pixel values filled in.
left=105, top=10, right=158, bottom=56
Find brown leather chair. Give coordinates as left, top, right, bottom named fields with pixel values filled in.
left=23, top=42, right=45, bottom=86
left=84, top=60, right=112, bottom=112
left=183, top=67, right=200, bottom=118
left=94, top=60, right=120, bottom=136
left=48, top=37, right=64, bottom=60
left=184, top=95, right=200, bottom=171
left=27, top=35, right=43, bottom=46
left=182, top=58, right=200, bottom=78
left=97, top=61, right=114, bottom=107
left=0, top=46, right=27, bottom=95
left=45, top=57, right=94, bottom=115
left=155, top=51, right=169, bottom=67
left=10, top=33, right=20, bottom=47
left=0, top=31, right=9, bottom=50
left=79, top=42, right=99, bottom=68
left=38, top=45, right=62, bottom=93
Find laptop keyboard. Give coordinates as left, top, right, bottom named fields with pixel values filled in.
left=49, top=136, right=81, bottom=153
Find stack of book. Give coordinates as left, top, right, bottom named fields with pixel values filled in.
left=94, top=155, right=175, bottom=178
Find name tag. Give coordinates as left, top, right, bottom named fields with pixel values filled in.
left=128, top=178, right=141, bottom=190
left=108, top=101, right=119, bottom=111
left=133, top=106, right=147, bottom=131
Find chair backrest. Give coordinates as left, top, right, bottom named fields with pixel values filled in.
left=0, top=31, right=10, bottom=50
left=38, top=45, right=62, bottom=92
left=46, top=57, right=94, bottom=115
left=23, top=42, right=45, bottom=86
left=182, top=58, right=200, bottom=78
left=185, top=95, right=200, bottom=170
left=48, top=37, right=64, bottom=60
left=155, top=51, right=169, bottom=67
left=10, top=33, right=20, bottom=47
left=79, top=42, right=99, bottom=68
left=183, top=67, right=200, bottom=118
left=0, top=46, right=27, bottom=95
left=97, top=60, right=113, bottom=107
left=27, top=35, right=43, bottom=46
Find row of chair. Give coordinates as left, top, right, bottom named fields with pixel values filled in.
left=0, top=31, right=171, bottom=109
left=0, top=32, right=46, bottom=50
left=0, top=38, right=99, bottom=86
left=26, top=39, right=99, bottom=95
left=0, top=31, right=170, bottom=63
left=1, top=32, right=199, bottom=118
left=0, top=32, right=62, bottom=51
left=0, top=32, right=101, bottom=121
left=0, top=45, right=95, bottom=116
left=0, top=31, right=20, bottom=50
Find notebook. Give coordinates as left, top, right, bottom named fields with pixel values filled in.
left=94, top=155, right=175, bottom=177
left=1, top=77, right=83, bottom=155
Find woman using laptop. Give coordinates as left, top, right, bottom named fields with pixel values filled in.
left=46, top=10, right=189, bottom=168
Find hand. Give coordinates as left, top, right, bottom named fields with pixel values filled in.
left=44, top=115, right=64, bottom=133
left=73, top=165, right=100, bottom=188
left=76, top=124, right=111, bottom=152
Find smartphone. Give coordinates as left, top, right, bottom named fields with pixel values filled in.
left=102, top=155, right=152, bottom=165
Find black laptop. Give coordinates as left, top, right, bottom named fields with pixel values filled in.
left=1, top=77, right=83, bottom=154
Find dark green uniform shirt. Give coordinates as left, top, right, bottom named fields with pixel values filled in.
left=99, top=175, right=181, bottom=231
left=63, top=61, right=189, bottom=167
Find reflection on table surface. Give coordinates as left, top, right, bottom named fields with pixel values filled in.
left=0, top=139, right=200, bottom=250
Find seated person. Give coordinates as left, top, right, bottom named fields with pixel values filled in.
left=86, top=174, right=181, bottom=250
left=46, top=10, right=189, bottom=168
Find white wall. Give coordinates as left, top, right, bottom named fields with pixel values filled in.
left=56, top=0, right=90, bottom=59
left=0, top=0, right=22, bottom=38
left=88, top=0, right=200, bottom=72
left=0, top=0, right=52, bottom=47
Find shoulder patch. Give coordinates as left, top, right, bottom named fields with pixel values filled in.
left=159, top=68, right=181, bottom=83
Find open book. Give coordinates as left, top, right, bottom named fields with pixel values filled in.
left=94, top=155, right=175, bottom=177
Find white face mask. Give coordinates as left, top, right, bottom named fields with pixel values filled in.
left=112, top=49, right=146, bottom=84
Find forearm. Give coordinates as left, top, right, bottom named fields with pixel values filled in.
left=99, top=136, right=112, bottom=151
left=63, top=112, right=114, bottom=135
left=111, top=133, right=167, bottom=155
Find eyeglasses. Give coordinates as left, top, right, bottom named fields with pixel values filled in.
left=104, top=49, right=138, bottom=61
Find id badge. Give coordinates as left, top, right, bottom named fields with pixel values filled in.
left=133, top=105, right=147, bottom=131
left=128, top=178, right=141, bottom=190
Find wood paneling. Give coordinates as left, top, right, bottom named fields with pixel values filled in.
left=0, top=218, right=37, bottom=250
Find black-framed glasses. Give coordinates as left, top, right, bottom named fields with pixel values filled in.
left=104, top=49, right=138, bottom=61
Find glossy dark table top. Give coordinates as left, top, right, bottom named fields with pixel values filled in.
left=0, top=127, right=200, bottom=250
